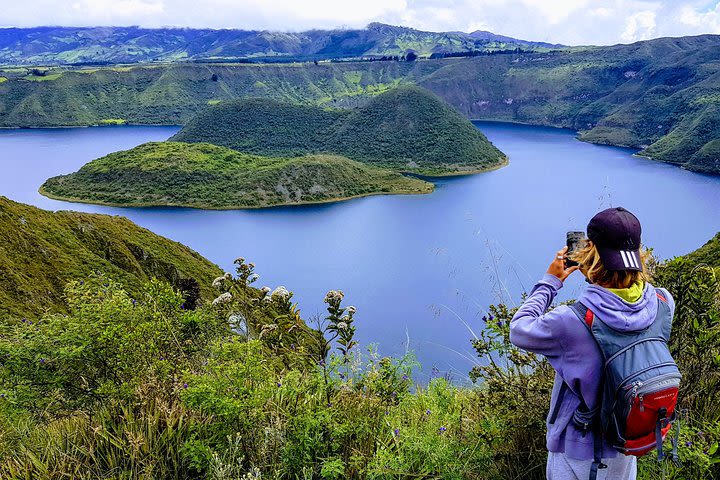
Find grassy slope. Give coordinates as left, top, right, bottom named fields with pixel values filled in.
left=0, top=196, right=222, bottom=319
left=687, top=139, right=720, bottom=173
left=171, top=98, right=348, bottom=156
left=40, top=141, right=433, bottom=209
left=1, top=35, right=719, bottom=172
left=330, top=86, right=505, bottom=173
left=665, top=232, right=720, bottom=269
left=171, top=86, right=506, bottom=175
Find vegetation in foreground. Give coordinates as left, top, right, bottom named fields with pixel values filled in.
left=0, top=218, right=718, bottom=478
left=170, top=86, right=507, bottom=176
left=39, top=142, right=433, bottom=209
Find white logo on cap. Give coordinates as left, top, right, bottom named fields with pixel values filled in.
left=620, top=250, right=639, bottom=269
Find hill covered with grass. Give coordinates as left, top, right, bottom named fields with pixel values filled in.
left=171, top=86, right=507, bottom=174
left=0, top=196, right=223, bottom=319
left=40, top=141, right=433, bottom=209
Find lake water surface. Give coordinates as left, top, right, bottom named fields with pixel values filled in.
left=2, top=122, right=720, bottom=381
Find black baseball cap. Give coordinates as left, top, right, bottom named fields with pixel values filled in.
left=587, top=207, right=643, bottom=271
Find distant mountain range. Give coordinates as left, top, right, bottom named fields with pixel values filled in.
left=0, top=23, right=563, bottom=65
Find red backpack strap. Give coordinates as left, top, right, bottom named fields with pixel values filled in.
left=656, top=291, right=667, bottom=303
left=569, top=301, right=595, bottom=331
left=584, top=308, right=595, bottom=328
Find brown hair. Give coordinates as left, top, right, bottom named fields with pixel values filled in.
left=570, top=240, right=651, bottom=288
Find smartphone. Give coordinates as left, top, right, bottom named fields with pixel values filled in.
left=565, top=231, right=586, bottom=268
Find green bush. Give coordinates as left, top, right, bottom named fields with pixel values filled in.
left=0, top=275, right=225, bottom=417
left=1, top=248, right=719, bottom=479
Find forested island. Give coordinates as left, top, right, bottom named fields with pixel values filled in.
left=40, top=87, right=505, bottom=209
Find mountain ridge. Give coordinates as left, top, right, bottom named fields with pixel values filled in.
left=0, top=23, right=556, bottom=65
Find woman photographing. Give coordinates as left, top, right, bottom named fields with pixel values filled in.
left=510, top=207, right=680, bottom=480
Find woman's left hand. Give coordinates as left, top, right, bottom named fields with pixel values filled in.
left=547, top=246, right=579, bottom=282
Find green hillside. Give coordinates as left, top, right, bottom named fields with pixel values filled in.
left=40, top=141, right=433, bottom=209
left=687, top=139, right=720, bottom=173
left=330, top=86, right=504, bottom=173
left=0, top=196, right=222, bottom=319
left=171, top=99, right=348, bottom=157
left=171, top=86, right=507, bottom=174
left=2, top=35, right=719, bottom=173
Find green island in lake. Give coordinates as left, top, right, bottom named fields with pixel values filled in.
left=40, top=86, right=506, bottom=209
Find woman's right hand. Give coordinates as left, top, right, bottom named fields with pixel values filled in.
left=547, top=246, right=579, bottom=282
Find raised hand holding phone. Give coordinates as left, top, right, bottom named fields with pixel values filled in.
left=547, top=245, right=580, bottom=282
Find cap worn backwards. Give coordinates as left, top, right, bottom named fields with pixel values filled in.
left=586, top=206, right=643, bottom=272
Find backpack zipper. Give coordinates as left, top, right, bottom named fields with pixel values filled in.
left=616, top=362, right=678, bottom=395
left=624, top=373, right=681, bottom=409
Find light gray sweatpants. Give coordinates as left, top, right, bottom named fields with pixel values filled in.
left=546, top=452, right=637, bottom=480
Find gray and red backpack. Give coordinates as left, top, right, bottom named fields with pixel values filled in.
left=568, top=288, right=681, bottom=480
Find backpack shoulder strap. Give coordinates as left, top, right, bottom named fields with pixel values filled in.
left=568, top=301, right=608, bottom=479
left=570, top=301, right=595, bottom=331
left=653, top=287, right=673, bottom=341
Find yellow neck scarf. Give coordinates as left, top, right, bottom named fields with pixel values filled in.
left=607, top=281, right=644, bottom=303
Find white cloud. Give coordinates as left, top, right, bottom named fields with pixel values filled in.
left=679, top=2, right=720, bottom=32
left=620, top=10, right=657, bottom=42
left=71, top=0, right=165, bottom=20
left=520, top=0, right=590, bottom=25
left=589, top=7, right=614, bottom=17
left=0, top=0, right=718, bottom=45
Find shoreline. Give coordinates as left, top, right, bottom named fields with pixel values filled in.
left=38, top=184, right=436, bottom=211
left=0, top=123, right=182, bottom=130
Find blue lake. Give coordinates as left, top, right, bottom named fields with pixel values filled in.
left=2, top=122, right=720, bottom=381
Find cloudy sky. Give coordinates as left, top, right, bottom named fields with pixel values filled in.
left=1, top=0, right=720, bottom=45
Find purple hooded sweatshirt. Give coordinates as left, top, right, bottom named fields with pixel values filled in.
left=509, top=273, right=675, bottom=460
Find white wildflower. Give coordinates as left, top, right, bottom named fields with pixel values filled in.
left=234, top=257, right=245, bottom=264
left=212, top=292, right=233, bottom=306
left=212, top=276, right=225, bottom=288
left=260, top=286, right=271, bottom=294
left=337, top=322, right=348, bottom=330
left=346, top=305, right=356, bottom=315
left=260, top=323, right=277, bottom=337
left=271, top=286, right=291, bottom=301
left=224, top=272, right=233, bottom=280
left=324, top=290, right=344, bottom=305
left=248, top=273, right=260, bottom=283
